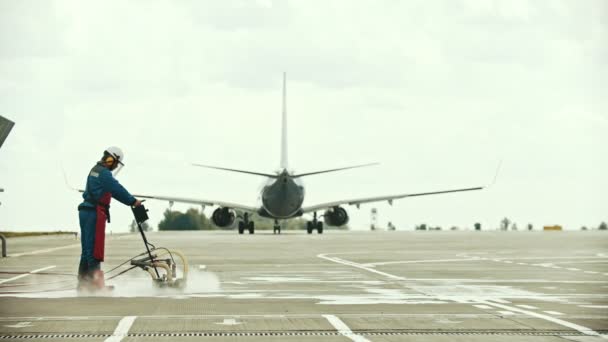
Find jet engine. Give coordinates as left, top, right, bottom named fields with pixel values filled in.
left=323, top=206, right=349, bottom=226
left=212, top=207, right=236, bottom=228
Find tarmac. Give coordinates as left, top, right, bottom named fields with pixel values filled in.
left=0, top=230, right=607, bottom=341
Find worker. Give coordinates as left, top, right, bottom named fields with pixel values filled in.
left=77, top=147, right=142, bottom=291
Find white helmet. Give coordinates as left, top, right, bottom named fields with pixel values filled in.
left=104, top=146, right=125, bottom=175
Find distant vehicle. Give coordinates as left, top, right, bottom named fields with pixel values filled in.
left=543, top=225, right=563, bottom=231
left=124, top=74, right=485, bottom=234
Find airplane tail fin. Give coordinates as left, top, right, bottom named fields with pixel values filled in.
left=292, top=162, right=379, bottom=178
left=280, top=72, right=288, bottom=170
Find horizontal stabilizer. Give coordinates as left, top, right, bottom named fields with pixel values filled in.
left=292, top=163, right=379, bottom=178
left=192, top=163, right=278, bottom=178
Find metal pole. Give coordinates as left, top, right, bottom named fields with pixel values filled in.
left=0, top=234, right=6, bottom=257
left=137, top=223, right=160, bottom=279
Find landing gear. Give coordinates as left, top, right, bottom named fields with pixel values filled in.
left=273, top=219, right=281, bottom=234
left=238, top=213, right=255, bottom=235
left=307, top=212, right=323, bottom=234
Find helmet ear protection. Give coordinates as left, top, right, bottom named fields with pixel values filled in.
left=103, top=152, right=117, bottom=167
left=102, top=147, right=125, bottom=175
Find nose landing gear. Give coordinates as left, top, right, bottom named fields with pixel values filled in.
left=238, top=212, right=255, bottom=234
left=273, top=219, right=281, bottom=234
left=307, top=212, right=323, bottom=234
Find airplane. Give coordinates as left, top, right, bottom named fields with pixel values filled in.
left=128, top=73, right=485, bottom=234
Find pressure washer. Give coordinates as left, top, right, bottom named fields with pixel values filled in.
left=125, top=203, right=189, bottom=288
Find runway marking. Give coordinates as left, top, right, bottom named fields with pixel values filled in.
left=516, top=305, right=538, bottom=310
left=478, top=255, right=602, bottom=276
left=473, top=305, right=492, bottom=310
left=323, top=314, right=370, bottom=342
left=0, top=266, right=56, bottom=284
left=482, top=301, right=607, bottom=339
left=105, top=316, right=136, bottom=342
left=317, top=254, right=405, bottom=280
left=579, top=305, right=608, bottom=309
left=364, top=258, right=479, bottom=267
left=488, top=299, right=511, bottom=304
left=498, top=311, right=515, bottom=316
left=543, top=311, right=564, bottom=316
left=493, top=256, right=607, bottom=260
left=215, top=318, right=241, bottom=326
left=3, top=321, right=32, bottom=328
left=10, top=244, right=80, bottom=257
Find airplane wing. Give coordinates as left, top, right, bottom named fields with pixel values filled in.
left=301, top=186, right=483, bottom=213
left=130, top=193, right=258, bottom=213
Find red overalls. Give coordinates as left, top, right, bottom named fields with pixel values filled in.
left=93, top=193, right=112, bottom=261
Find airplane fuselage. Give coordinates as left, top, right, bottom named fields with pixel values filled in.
left=259, top=170, right=304, bottom=219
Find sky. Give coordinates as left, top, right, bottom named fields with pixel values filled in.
left=0, top=0, right=606, bottom=232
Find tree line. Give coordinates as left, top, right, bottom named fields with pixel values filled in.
left=414, top=218, right=607, bottom=231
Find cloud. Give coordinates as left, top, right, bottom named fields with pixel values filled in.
left=0, top=0, right=606, bottom=231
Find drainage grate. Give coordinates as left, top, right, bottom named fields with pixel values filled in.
left=2, top=330, right=606, bottom=339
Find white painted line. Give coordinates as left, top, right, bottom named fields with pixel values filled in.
left=579, top=305, right=608, bottom=309
left=0, top=266, right=56, bottom=284
left=318, top=254, right=405, bottom=280
left=488, top=299, right=511, bottom=304
left=493, top=256, right=606, bottom=261
left=483, top=301, right=607, bottom=339
left=503, top=261, right=513, bottom=264
left=105, top=316, right=136, bottom=342
left=10, top=244, right=80, bottom=257
left=4, top=321, right=33, bottom=328
left=543, top=311, right=564, bottom=316
left=323, top=314, right=370, bottom=342
left=516, top=305, right=538, bottom=310
left=567, top=268, right=581, bottom=271
left=498, top=311, right=515, bottom=316
left=584, top=271, right=598, bottom=274
left=473, top=305, right=492, bottom=310
left=199, top=265, right=206, bottom=270
left=365, top=258, right=479, bottom=267
left=215, top=318, right=241, bottom=325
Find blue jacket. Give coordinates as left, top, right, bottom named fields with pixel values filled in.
left=79, top=162, right=136, bottom=209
